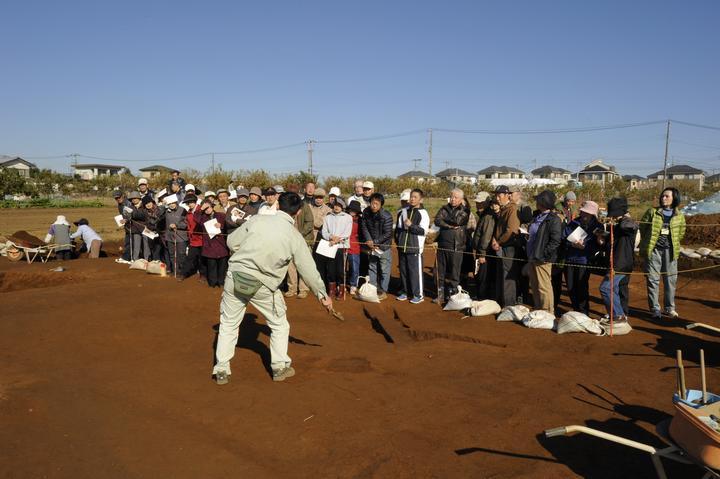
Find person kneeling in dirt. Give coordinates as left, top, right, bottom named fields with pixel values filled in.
left=45, top=215, right=73, bottom=260
left=70, top=218, right=103, bottom=259
left=213, top=192, right=333, bottom=385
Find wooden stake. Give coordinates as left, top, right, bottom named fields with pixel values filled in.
left=701, top=349, right=707, bottom=405
left=677, top=350, right=687, bottom=400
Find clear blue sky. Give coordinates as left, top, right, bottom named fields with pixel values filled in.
left=2, top=0, right=719, bottom=178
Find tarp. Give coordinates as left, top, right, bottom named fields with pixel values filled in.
left=682, top=192, right=720, bottom=216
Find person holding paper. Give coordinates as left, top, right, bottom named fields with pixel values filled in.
left=194, top=198, right=229, bottom=288
left=562, top=200, right=601, bottom=314
left=217, top=189, right=242, bottom=235
left=161, top=194, right=188, bottom=276
left=113, top=191, right=133, bottom=262
left=122, top=191, right=150, bottom=260
left=212, top=192, right=332, bottom=385
left=142, top=196, right=164, bottom=261
left=317, top=198, right=352, bottom=299
left=179, top=194, right=207, bottom=281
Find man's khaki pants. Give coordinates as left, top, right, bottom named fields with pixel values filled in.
left=89, top=240, right=102, bottom=259
left=213, top=272, right=291, bottom=375
left=287, top=260, right=308, bottom=295
left=529, top=262, right=554, bottom=313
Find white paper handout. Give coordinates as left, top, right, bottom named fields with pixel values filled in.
left=163, top=193, right=178, bottom=205
left=566, top=226, right=588, bottom=244
left=231, top=208, right=246, bottom=221
left=123, top=206, right=134, bottom=214
left=372, top=248, right=384, bottom=257
left=114, top=214, right=124, bottom=227
left=142, top=227, right=158, bottom=240
left=180, top=202, right=190, bottom=211
left=155, top=188, right=167, bottom=201
left=229, top=189, right=237, bottom=200
left=204, top=218, right=222, bottom=239
left=316, top=239, right=340, bottom=259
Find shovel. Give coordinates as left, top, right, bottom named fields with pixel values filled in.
left=329, top=307, right=345, bottom=322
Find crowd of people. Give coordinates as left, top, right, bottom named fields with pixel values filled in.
left=49, top=171, right=687, bottom=324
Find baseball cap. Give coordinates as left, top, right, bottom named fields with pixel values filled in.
left=137, top=178, right=148, bottom=185
left=362, top=181, right=374, bottom=189
left=204, top=190, right=216, bottom=198
left=273, top=185, right=285, bottom=193
left=112, top=190, right=123, bottom=199
left=216, top=188, right=228, bottom=195
left=264, top=187, right=278, bottom=196
left=314, top=188, right=327, bottom=197
left=184, top=184, right=195, bottom=192
left=329, top=186, right=341, bottom=196
left=494, top=185, right=511, bottom=194
left=400, top=189, right=411, bottom=201
left=474, top=192, right=490, bottom=203
left=182, top=194, right=198, bottom=204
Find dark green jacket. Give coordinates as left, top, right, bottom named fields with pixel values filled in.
left=639, top=207, right=686, bottom=260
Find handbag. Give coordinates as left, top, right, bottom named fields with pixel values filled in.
left=232, top=271, right=262, bottom=297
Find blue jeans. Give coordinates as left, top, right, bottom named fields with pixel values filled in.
left=600, top=274, right=626, bottom=318
left=348, top=253, right=360, bottom=288
left=368, top=249, right=392, bottom=293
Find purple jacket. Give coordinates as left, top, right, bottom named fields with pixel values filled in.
left=194, top=210, right=229, bottom=258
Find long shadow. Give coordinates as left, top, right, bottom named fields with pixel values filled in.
left=632, top=324, right=720, bottom=367
left=454, top=446, right=558, bottom=463
left=675, top=294, right=720, bottom=309
left=362, top=307, right=394, bottom=343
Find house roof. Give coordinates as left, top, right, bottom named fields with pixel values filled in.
left=139, top=165, right=173, bottom=172
left=531, top=165, right=570, bottom=175
left=623, top=175, right=646, bottom=181
left=477, top=165, right=525, bottom=174
left=399, top=170, right=434, bottom=178
left=74, top=163, right=127, bottom=170
left=435, top=167, right=474, bottom=177
left=0, top=157, right=37, bottom=169
left=580, top=165, right=619, bottom=173
left=647, top=164, right=705, bottom=179
left=706, top=173, right=720, bottom=182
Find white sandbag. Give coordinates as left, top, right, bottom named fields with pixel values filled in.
left=469, top=300, right=502, bottom=317
left=496, top=305, right=530, bottom=322
left=521, top=310, right=556, bottom=330
left=129, top=259, right=149, bottom=271
left=697, top=247, right=712, bottom=256
left=356, top=276, right=380, bottom=303
left=146, top=260, right=167, bottom=276
left=683, top=251, right=702, bottom=259
left=443, top=286, right=473, bottom=311
left=601, top=320, right=632, bottom=336
left=556, top=311, right=603, bottom=335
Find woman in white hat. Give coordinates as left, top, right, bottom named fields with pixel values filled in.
left=45, top=215, right=73, bottom=260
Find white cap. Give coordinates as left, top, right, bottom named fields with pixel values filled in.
left=329, top=186, right=341, bottom=196
left=400, top=189, right=411, bottom=201
left=137, top=178, right=148, bottom=185
left=362, top=181, right=374, bottom=189
left=184, top=183, right=195, bottom=192
left=204, top=190, right=216, bottom=198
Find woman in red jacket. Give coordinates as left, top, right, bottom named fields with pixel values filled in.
left=194, top=198, right=229, bottom=288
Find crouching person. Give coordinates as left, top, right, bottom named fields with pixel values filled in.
left=46, top=215, right=73, bottom=260
left=70, top=218, right=103, bottom=258
left=213, top=192, right=332, bottom=384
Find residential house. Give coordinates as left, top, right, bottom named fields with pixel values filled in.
left=706, top=173, right=720, bottom=189
left=647, top=164, right=705, bottom=191
left=398, top=170, right=439, bottom=184
left=577, top=159, right=620, bottom=186
left=435, top=167, right=477, bottom=185
left=73, top=163, right=128, bottom=180
left=139, top=165, right=173, bottom=179
left=623, top=175, right=649, bottom=190
left=477, top=165, right=526, bottom=180
left=0, top=157, right=37, bottom=177
left=531, top=165, right=572, bottom=183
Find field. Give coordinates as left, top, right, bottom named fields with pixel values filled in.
left=1, top=238, right=720, bottom=477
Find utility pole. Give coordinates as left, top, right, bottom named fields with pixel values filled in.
left=662, top=120, right=671, bottom=189
left=412, top=158, right=421, bottom=170
left=70, top=153, right=79, bottom=177
left=427, top=128, right=433, bottom=176
left=306, top=140, right=315, bottom=176
left=211, top=152, right=215, bottom=174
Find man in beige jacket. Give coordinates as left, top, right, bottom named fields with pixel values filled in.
left=213, top=193, right=332, bottom=384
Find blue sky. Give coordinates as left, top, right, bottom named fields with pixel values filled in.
left=1, top=0, right=719, bottom=178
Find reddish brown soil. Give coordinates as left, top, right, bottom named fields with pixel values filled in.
left=683, top=214, right=720, bottom=249
left=1, top=254, right=719, bottom=478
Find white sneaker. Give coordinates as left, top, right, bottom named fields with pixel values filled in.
left=665, top=309, right=679, bottom=318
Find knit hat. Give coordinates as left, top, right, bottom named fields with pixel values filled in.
left=579, top=200, right=599, bottom=217
left=534, top=190, right=556, bottom=211
left=607, top=197, right=628, bottom=217
left=347, top=200, right=362, bottom=214
left=249, top=187, right=262, bottom=196
left=564, top=191, right=577, bottom=202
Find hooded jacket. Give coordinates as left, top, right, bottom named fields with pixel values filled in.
left=321, top=211, right=353, bottom=249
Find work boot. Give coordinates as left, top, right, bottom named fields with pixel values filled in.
left=329, top=282, right=337, bottom=299
left=336, top=285, right=345, bottom=300
left=272, top=366, right=295, bottom=382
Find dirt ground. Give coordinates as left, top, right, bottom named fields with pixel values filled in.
left=1, top=251, right=720, bottom=479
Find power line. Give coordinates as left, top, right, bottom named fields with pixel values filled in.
left=315, top=129, right=425, bottom=144
left=672, top=120, right=720, bottom=131
left=433, top=120, right=666, bottom=135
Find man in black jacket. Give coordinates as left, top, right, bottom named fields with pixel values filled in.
left=433, top=188, right=470, bottom=303
left=360, top=193, right=393, bottom=299
left=526, top=190, right=562, bottom=313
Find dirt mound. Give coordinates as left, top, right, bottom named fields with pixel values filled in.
left=6, top=230, right=46, bottom=248
left=683, top=213, right=720, bottom=248
left=0, top=270, right=88, bottom=293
